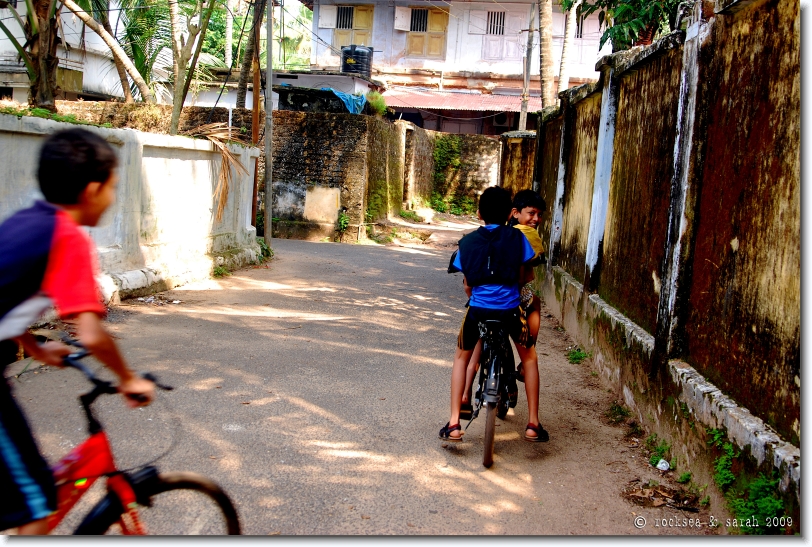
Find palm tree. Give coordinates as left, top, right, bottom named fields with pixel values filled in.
left=236, top=0, right=266, bottom=109
left=558, top=0, right=582, bottom=95
left=538, top=0, right=555, bottom=107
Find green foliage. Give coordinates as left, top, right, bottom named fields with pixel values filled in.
left=336, top=210, right=350, bottom=233
left=566, top=347, right=591, bottom=364
left=212, top=265, right=230, bottom=278
left=366, top=91, right=388, bottom=117
left=432, top=135, right=462, bottom=194
left=398, top=210, right=424, bottom=223
left=256, top=237, right=273, bottom=260
left=561, top=0, right=683, bottom=51
left=449, top=195, right=476, bottom=216
left=255, top=211, right=264, bottom=233
left=645, top=433, right=671, bottom=467
left=430, top=192, right=448, bottom=213
left=700, top=495, right=710, bottom=507
left=729, top=474, right=785, bottom=535
left=605, top=402, right=631, bottom=424
left=677, top=472, right=692, bottom=484
left=707, top=428, right=738, bottom=490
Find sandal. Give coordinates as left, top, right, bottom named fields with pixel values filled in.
left=524, top=423, right=549, bottom=443
left=439, top=422, right=464, bottom=442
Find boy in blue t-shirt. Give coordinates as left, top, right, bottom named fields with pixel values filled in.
left=439, top=187, right=549, bottom=443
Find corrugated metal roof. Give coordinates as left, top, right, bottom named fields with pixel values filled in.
left=383, top=87, right=543, bottom=113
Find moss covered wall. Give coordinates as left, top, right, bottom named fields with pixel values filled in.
left=558, top=92, right=600, bottom=284
left=599, top=49, right=683, bottom=334
left=399, top=121, right=435, bottom=208
left=366, top=117, right=405, bottom=221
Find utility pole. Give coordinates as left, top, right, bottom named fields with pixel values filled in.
left=518, top=2, right=536, bottom=131
left=250, top=4, right=262, bottom=226
left=263, top=0, right=273, bottom=246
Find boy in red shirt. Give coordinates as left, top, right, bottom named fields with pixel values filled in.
left=0, top=128, right=155, bottom=534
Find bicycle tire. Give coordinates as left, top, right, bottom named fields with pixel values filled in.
left=75, top=472, right=241, bottom=535
left=482, top=401, right=497, bottom=468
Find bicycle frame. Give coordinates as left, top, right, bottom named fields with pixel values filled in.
left=45, top=351, right=150, bottom=534
left=471, top=320, right=514, bottom=419
left=47, top=431, right=144, bottom=534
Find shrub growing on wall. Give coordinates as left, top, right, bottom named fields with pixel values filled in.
left=432, top=134, right=462, bottom=196
left=366, top=91, right=388, bottom=117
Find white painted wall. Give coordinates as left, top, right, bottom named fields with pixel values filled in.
left=0, top=114, right=261, bottom=300
left=311, top=0, right=611, bottom=81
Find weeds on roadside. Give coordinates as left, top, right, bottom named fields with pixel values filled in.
left=399, top=210, right=424, bottom=223
left=213, top=266, right=230, bottom=278
left=645, top=433, right=671, bottom=467
left=606, top=402, right=632, bottom=424
left=567, top=347, right=591, bottom=364
left=677, top=472, right=692, bottom=484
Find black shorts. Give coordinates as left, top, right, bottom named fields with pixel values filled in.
left=457, top=306, right=535, bottom=351
left=0, top=340, right=57, bottom=531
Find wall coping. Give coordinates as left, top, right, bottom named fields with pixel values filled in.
left=595, top=31, right=686, bottom=77
left=538, top=105, right=562, bottom=124
left=501, top=130, right=537, bottom=139
left=560, top=81, right=602, bottom=107
left=0, top=113, right=260, bottom=158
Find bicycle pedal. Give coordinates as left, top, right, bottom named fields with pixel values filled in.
left=460, top=405, right=473, bottom=421
left=508, top=392, right=518, bottom=408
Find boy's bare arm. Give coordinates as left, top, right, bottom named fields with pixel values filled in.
left=463, top=276, right=473, bottom=298
left=15, top=332, right=72, bottom=366
left=72, top=311, right=155, bottom=407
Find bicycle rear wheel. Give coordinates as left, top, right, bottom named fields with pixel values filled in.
left=75, top=472, right=241, bottom=535
left=482, top=401, right=497, bottom=468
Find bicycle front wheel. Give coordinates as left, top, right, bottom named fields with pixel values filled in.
left=76, top=472, right=241, bottom=535
left=482, top=401, right=497, bottom=468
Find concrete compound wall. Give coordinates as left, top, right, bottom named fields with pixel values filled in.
left=532, top=0, right=799, bottom=510
left=0, top=113, right=261, bottom=302
left=269, top=111, right=501, bottom=241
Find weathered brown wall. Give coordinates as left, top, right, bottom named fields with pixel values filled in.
left=498, top=130, right=537, bottom=196
left=683, top=0, right=800, bottom=444
left=533, top=0, right=799, bottom=497
left=557, top=92, right=600, bottom=284
left=270, top=110, right=368, bottom=226
left=599, top=49, right=683, bottom=334
left=433, top=133, right=501, bottom=201
left=398, top=121, right=435, bottom=209
left=536, top=111, right=563, bottom=247
left=366, top=117, right=405, bottom=221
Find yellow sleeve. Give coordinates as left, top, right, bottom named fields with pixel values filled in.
left=515, top=224, right=545, bottom=256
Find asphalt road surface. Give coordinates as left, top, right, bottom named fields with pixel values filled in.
left=9, top=238, right=719, bottom=535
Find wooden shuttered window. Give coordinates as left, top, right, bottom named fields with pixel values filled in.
left=406, top=8, right=448, bottom=59
left=332, top=5, right=374, bottom=49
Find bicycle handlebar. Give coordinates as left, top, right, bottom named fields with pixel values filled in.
left=60, top=337, right=174, bottom=396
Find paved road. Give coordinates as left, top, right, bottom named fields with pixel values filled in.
left=10, top=238, right=717, bottom=535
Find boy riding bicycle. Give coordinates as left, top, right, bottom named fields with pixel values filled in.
left=0, top=128, right=155, bottom=534
left=439, top=186, right=549, bottom=443
left=460, top=190, right=547, bottom=409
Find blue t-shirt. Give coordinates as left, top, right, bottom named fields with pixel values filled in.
left=453, top=224, right=535, bottom=310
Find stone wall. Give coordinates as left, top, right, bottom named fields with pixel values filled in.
left=0, top=113, right=261, bottom=302
left=533, top=0, right=799, bottom=510
left=400, top=120, right=435, bottom=209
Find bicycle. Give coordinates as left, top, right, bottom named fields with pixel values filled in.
left=42, top=341, right=241, bottom=535
left=466, top=319, right=518, bottom=468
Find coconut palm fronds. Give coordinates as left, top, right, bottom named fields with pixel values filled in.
left=183, top=122, right=250, bottom=222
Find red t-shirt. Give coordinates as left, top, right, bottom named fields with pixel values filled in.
left=40, top=210, right=106, bottom=318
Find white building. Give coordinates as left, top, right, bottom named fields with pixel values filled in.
left=0, top=2, right=129, bottom=103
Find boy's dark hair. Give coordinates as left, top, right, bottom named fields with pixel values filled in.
left=512, top=189, right=547, bottom=214
left=37, top=128, right=118, bottom=205
left=478, top=186, right=512, bottom=225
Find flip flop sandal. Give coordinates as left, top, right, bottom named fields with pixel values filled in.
left=524, top=423, right=549, bottom=443
left=439, top=422, right=464, bottom=442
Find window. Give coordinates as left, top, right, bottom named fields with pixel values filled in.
left=330, top=5, right=373, bottom=49
left=478, top=10, right=523, bottom=61
left=405, top=8, right=448, bottom=59
left=486, top=12, right=505, bottom=35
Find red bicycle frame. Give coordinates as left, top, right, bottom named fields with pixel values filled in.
left=46, top=430, right=145, bottom=534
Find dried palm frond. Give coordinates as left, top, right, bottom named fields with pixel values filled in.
left=183, top=122, right=250, bottom=222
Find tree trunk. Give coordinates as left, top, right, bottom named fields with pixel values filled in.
left=101, top=18, right=133, bottom=103
left=61, top=0, right=155, bottom=102
left=236, top=0, right=265, bottom=109
left=225, top=0, right=233, bottom=66
left=557, top=0, right=581, bottom=96
left=538, top=0, right=556, bottom=107
left=32, top=0, right=59, bottom=110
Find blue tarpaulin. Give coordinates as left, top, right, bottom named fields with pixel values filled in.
left=323, top=88, right=366, bottom=114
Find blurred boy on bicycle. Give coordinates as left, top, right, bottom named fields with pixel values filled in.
left=0, top=128, right=155, bottom=534
left=439, top=186, right=549, bottom=443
